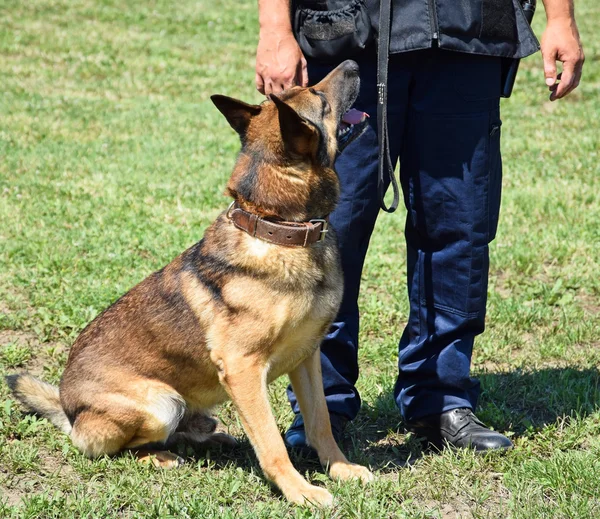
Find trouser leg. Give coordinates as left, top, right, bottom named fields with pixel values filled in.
left=287, top=54, right=411, bottom=420
left=394, top=50, right=504, bottom=422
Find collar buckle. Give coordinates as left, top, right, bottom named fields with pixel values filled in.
left=309, top=219, right=329, bottom=242
left=226, top=200, right=236, bottom=219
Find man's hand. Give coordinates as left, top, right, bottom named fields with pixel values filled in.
left=540, top=3, right=584, bottom=101
left=255, top=0, right=307, bottom=95
left=256, top=28, right=308, bottom=95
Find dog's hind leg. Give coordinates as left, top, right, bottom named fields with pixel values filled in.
left=213, top=352, right=333, bottom=507
left=167, top=411, right=238, bottom=448
left=125, top=388, right=187, bottom=468
left=288, top=348, right=374, bottom=484
left=69, top=386, right=187, bottom=468
left=70, top=410, right=139, bottom=458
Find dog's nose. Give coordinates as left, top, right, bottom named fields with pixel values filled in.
left=339, top=60, right=360, bottom=75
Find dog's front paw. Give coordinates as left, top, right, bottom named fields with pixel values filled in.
left=329, top=461, right=374, bottom=484
left=285, top=483, right=334, bottom=507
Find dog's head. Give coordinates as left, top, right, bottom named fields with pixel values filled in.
left=212, top=60, right=367, bottom=221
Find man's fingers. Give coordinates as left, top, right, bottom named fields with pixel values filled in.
left=266, top=79, right=285, bottom=95
left=572, top=52, right=584, bottom=91
left=264, top=79, right=274, bottom=96
left=553, top=60, right=576, bottom=100
left=299, top=57, right=309, bottom=87
left=255, top=73, right=266, bottom=95
left=282, top=75, right=295, bottom=91
left=543, top=48, right=558, bottom=87
left=263, top=75, right=296, bottom=95
left=271, top=81, right=285, bottom=94
left=548, top=72, right=561, bottom=93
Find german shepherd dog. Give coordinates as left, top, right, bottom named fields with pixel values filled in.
left=6, top=60, right=373, bottom=506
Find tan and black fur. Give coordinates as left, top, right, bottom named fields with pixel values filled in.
left=6, top=60, right=372, bottom=506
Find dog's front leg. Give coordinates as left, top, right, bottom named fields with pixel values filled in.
left=289, top=347, right=374, bottom=484
left=213, top=353, right=333, bottom=507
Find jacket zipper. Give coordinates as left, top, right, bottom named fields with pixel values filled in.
left=428, top=0, right=439, bottom=40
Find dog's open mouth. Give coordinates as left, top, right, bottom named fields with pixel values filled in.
left=338, top=108, right=369, bottom=150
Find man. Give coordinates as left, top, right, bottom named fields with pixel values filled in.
left=255, top=0, right=584, bottom=451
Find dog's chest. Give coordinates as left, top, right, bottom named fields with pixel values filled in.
left=189, top=233, right=343, bottom=381
left=265, top=283, right=341, bottom=381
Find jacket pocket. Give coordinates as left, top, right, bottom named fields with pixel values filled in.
left=480, top=0, right=518, bottom=42
left=436, top=0, right=518, bottom=44
left=293, top=0, right=373, bottom=62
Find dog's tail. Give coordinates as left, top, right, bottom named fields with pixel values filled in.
left=5, top=374, right=72, bottom=434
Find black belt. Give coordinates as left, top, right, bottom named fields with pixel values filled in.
left=376, top=0, right=399, bottom=213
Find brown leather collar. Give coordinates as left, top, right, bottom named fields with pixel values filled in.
left=227, top=202, right=329, bottom=247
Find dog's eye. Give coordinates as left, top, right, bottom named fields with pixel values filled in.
left=309, top=89, right=330, bottom=115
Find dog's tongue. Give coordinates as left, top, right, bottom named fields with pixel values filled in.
left=342, top=108, right=368, bottom=125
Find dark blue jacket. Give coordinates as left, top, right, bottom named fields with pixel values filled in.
left=368, top=0, right=539, bottom=58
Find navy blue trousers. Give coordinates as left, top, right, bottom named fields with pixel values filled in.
left=288, top=49, right=503, bottom=422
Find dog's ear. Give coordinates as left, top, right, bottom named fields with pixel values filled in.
left=211, top=95, right=261, bottom=136
left=270, top=94, right=318, bottom=154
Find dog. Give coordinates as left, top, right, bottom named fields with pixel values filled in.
left=6, top=60, right=373, bottom=506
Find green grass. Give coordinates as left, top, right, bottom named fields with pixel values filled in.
left=1, top=0, right=599, bottom=517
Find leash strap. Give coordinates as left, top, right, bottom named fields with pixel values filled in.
left=376, top=0, right=399, bottom=213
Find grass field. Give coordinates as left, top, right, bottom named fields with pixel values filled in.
left=1, top=0, right=599, bottom=517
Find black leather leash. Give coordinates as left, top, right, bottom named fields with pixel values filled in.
left=376, top=0, right=399, bottom=213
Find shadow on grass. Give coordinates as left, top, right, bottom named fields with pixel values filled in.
left=168, top=435, right=331, bottom=480
left=476, top=366, right=600, bottom=434
left=113, top=367, right=600, bottom=477
left=342, top=367, right=600, bottom=472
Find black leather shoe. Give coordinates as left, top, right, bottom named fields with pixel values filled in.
left=284, top=413, right=348, bottom=455
left=406, top=408, right=513, bottom=452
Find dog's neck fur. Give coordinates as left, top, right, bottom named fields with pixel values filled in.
left=226, top=146, right=339, bottom=222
